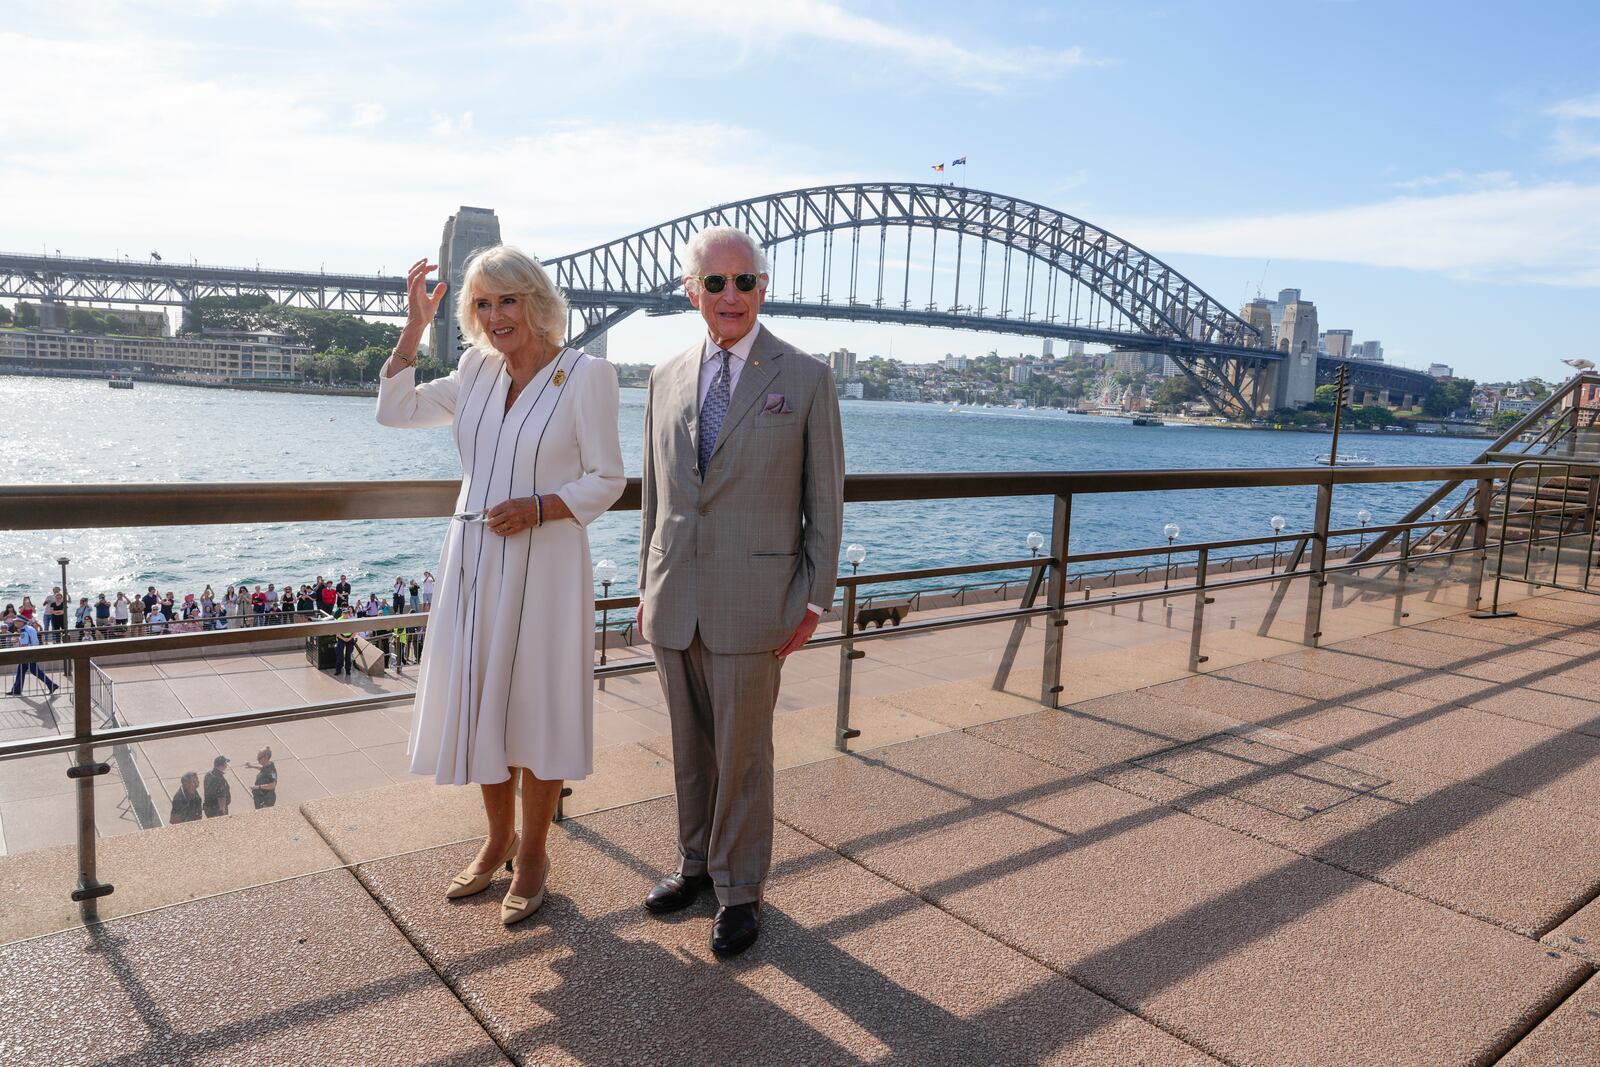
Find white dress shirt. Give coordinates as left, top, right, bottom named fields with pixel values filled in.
left=697, top=322, right=762, bottom=410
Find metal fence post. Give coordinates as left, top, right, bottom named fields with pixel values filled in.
left=1302, top=482, right=1333, bottom=647
left=1042, top=493, right=1071, bottom=708
left=1188, top=548, right=1211, bottom=671
left=1393, top=528, right=1411, bottom=626
left=835, top=585, right=862, bottom=751
left=67, top=652, right=112, bottom=922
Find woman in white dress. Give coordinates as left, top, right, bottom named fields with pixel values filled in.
left=376, top=246, right=625, bottom=925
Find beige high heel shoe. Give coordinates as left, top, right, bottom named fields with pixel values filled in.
left=500, top=856, right=552, bottom=926
left=445, top=833, right=519, bottom=899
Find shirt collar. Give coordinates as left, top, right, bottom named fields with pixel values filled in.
left=702, top=321, right=762, bottom=365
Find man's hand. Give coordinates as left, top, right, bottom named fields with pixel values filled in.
left=634, top=604, right=644, bottom=635
left=775, top=609, right=821, bottom=659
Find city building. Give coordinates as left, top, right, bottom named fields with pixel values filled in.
left=1010, top=363, right=1033, bottom=384
left=1265, top=288, right=1302, bottom=338
left=828, top=347, right=857, bottom=381
left=1428, top=363, right=1454, bottom=378
left=887, top=380, right=921, bottom=401
left=1112, top=351, right=1169, bottom=376
left=1066, top=340, right=1085, bottom=358
left=433, top=206, right=502, bottom=366
left=1323, top=329, right=1353, bottom=358
left=942, top=354, right=969, bottom=372
left=0, top=328, right=308, bottom=381
left=1354, top=340, right=1384, bottom=362
left=841, top=381, right=865, bottom=399
left=1497, top=396, right=1540, bottom=415
left=1041, top=339, right=1053, bottom=358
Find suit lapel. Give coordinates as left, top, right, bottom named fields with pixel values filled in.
left=671, top=342, right=703, bottom=475
left=709, top=330, right=782, bottom=464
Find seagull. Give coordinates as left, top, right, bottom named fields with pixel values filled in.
left=1562, top=358, right=1595, bottom=372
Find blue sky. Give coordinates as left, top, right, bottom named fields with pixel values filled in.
left=6, top=0, right=1598, bottom=380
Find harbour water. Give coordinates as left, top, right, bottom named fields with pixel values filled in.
left=0, top=375, right=1483, bottom=603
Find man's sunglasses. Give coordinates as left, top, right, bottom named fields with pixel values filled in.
left=697, top=273, right=761, bottom=294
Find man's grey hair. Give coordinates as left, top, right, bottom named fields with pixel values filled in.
left=680, top=226, right=769, bottom=283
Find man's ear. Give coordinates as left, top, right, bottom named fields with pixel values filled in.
left=685, top=281, right=702, bottom=310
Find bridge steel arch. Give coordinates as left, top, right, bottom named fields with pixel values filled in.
left=546, top=182, right=1278, bottom=414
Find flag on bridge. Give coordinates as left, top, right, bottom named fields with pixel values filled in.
left=150, top=251, right=162, bottom=261
left=931, top=163, right=945, bottom=172
left=952, top=157, right=967, bottom=165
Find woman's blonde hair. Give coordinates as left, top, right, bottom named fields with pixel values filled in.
left=455, top=245, right=569, bottom=349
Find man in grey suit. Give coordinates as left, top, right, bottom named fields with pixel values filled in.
left=638, top=225, right=845, bottom=955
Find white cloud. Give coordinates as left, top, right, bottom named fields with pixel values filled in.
left=1126, top=184, right=1600, bottom=287
left=0, top=29, right=834, bottom=267
left=512, top=0, right=1098, bottom=92
left=1550, top=93, right=1600, bottom=120
left=1390, top=170, right=1516, bottom=191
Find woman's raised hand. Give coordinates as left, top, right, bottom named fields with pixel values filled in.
left=406, top=258, right=448, bottom=332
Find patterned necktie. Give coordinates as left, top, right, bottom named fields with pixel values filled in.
left=697, top=349, right=732, bottom=476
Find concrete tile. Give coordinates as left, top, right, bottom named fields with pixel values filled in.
left=0, top=791, right=77, bottom=854
left=204, top=653, right=273, bottom=675
left=565, top=741, right=675, bottom=817
left=0, top=871, right=509, bottom=1065
left=136, top=732, right=222, bottom=781
left=325, top=708, right=409, bottom=750
left=302, top=779, right=490, bottom=866
left=108, top=679, right=186, bottom=725
left=221, top=668, right=305, bottom=711
left=975, top=693, right=1244, bottom=766
left=99, top=662, right=163, bottom=682
left=364, top=741, right=416, bottom=782
left=1269, top=647, right=1421, bottom=686
left=1497, top=973, right=1600, bottom=1067
left=165, top=673, right=250, bottom=718
left=154, top=657, right=217, bottom=679
left=776, top=731, right=1590, bottom=1067
left=592, top=707, right=662, bottom=746
left=0, top=806, right=342, bottom=944
left=268, top=717, right=356, bottom=761
left=300, top=750, right=392, bottom=795
left=875, top=677, right=1050, bottom=730
left=1462, top=686, right=1600, bottom=738
left=1544, top=895, right=1600, bottom=966
left=0, top=751, right=71, bottom=803
left=355, top=799, right=1221, bottom=1067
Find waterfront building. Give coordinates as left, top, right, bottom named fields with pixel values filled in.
left=1112, top=351, right=1168, bottom=377
left=1323, top=329, right=1353, bottom=358
left=1429, top=362, right=1454, bottom=378
left=943, top=354, right=969, bottom=372
left=18, top=301, right=170, bottom=337
left=1497, top=395, right=1540, bottom=415
left=1010, top=363, right=1033, bottom=384
left=0, top=327, right=307, bottom=381
left=887, top=379, right=921, bottom=401
left=841, top=381, right=865, bottom=399
left=433, top=206, right=502, bottom=366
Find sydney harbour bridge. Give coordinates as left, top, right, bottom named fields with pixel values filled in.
left=0, top=182, right=1433, bottom=416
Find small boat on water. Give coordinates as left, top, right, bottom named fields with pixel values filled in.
left=1131, top=415, right=1165, bottom=426
left=1315, top=453, right=1376, bottom=466
left=108, top=376, right=134, bottom=390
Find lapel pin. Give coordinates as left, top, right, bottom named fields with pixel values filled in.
left=752, top=360, right=761, bottom=366
left=553, top=369, right=567, bottom=386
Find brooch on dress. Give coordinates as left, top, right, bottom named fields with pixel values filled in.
left=553, top=369, right=567, bottom=387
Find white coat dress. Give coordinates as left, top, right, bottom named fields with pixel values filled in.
left=376, top=346, right=625, bottom=785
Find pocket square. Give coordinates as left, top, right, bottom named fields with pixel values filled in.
left=762, top=393, right=793, bottom=415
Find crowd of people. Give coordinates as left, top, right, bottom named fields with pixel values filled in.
left=0, top=572, right=435, bottom=641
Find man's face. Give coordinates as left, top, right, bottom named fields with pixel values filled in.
left=686, top=239, right=767, bottom=348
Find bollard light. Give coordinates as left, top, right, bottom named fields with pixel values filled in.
left=845, top=543, right=867, bottom=576
left=1269, top=515, right=1286, bottom=575
left=1025, top=531, right=1045, bottom=558
left=594, top=559, right=618, bottom=671
left=1356, top=508, right=1372, bottom=549
left=1163, top=523, right=1180, bottom=591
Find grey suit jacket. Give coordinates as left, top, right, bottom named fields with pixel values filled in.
left=638, top=327, right=845, bottom=654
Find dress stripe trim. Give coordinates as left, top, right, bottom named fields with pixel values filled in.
left=498, top=351, right=586, bottom=751
left=458, top=348, right=573, bottom=783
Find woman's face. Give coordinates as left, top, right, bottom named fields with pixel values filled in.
left=473, top=290, right=536, bottom=356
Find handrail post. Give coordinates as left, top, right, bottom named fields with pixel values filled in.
left=1468, top=476, right=1494, bottom=612
left=1303, top=482, right=1333, bottom=647
left=69, top=651, right=111, bottom=923
left=1393, top=528, right=1412, bottom=625
left=834, top=584, right=861, bottom=751
left=1188, top=547, right=1211, bottom=671
left=1473, top=465, right=1522, bottom=618
left=1042, top=493, right=1071, bottom=708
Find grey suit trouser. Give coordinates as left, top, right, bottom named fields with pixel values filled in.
left=654, top=632, right=784, bottom=907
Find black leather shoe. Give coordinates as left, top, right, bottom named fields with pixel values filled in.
left=710, top=902, right=760, bottom=955
left=644, top=871, right=711, bottom=914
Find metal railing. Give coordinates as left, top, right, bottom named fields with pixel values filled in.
left=0, top=462, right=1531, bottom=923
left=1474, top=458, right=1600, bottom=618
